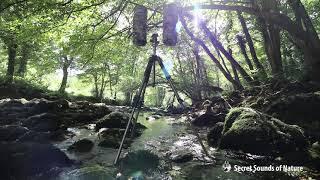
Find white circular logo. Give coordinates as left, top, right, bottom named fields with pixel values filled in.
left=222, top=161, right=232, bottom=172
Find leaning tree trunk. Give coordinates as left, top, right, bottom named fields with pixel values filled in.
left=236, top=35, right=254, bottom=71
left=199, top=22, right=255, bottom=85
left=237, top=11, right=266, bottom=75
left=5, top=41, right=17, bottom=84
left=229, top=49, right=241, bottom=90
left=180, top=16, right=243, bottom=90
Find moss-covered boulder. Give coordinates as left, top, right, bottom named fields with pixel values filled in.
left=95, top=112, right=130, bottom=130
left=219, top=107, right=309, bottom=156
left=265, top=92, right=320, bottom=142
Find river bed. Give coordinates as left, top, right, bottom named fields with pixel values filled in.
left=53, top=111, right=312, bottom=180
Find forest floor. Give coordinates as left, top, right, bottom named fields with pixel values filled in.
left=0, top=80, right=319, bottom=179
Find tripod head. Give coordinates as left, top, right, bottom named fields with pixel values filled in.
left=151, top=33, right=159, bottom=56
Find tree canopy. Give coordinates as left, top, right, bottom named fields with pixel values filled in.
left=0, top=0, right=319, bottom=106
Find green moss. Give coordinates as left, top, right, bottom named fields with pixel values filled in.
left=223, top=107, right=242, bottom=134
left=219, top=107, right=309, bottom=155
left=223, top=107, right=260, bottom=134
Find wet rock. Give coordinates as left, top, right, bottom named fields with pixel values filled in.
left=219, top=107, right=309, bottom=156
left=68, top=139, right=94, bottom=153
left=192, top=113, right=225, bottom=127
left=167, top=105, right=186, bottom=114
left=98, top=138, right=120, bottom=148
left=192, top=102, right=226, bottom=127
left=98, top=128, right=124, bottom=139
left=120, top=150, right=159, bottom=172
left=0, top=142, right=72, bottom=179
left=62, top=113, right=97, bottom=126
left=25, top=98, right=69, bottom=115
left=133, top=123, right=147, bottom=137
left=0, top=125, right=29, bottom=141
left=170, top=151, right=193, bottom=163
left=97, top=128, right=135, bottom=148
left=90, top=103, right=112, bottom=117
left=95, top=112, right=129, bottom=130
left=23, top=113, right=62, bottom=132
left=207, top=122, right=224, bottom=147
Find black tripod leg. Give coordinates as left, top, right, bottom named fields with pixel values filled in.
left=157, top=57, right=213, bottom=159
left=130, top=86, right=147, bottom=138
left=114, top=56, right=155, bottom=165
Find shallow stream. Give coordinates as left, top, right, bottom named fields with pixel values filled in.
left=53, top=111, right=309, bottom=180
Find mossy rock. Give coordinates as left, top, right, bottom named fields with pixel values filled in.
left=95, top=112, right=130, bottom=130
left=265, top=92, right=320, bottom=138
left=219, top=107, right=309, bottom=156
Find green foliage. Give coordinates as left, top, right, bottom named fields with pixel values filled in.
left=0, top=0, right=319, bottom=105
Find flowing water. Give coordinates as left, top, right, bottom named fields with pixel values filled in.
left=53, top=111, right=310, bottom=180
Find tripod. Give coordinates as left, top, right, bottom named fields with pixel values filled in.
left=114, top=33, right=211, bottom=165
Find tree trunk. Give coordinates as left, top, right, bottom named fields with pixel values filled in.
left=193, top=44, right=204, bottom=101
left=59, top=66, right=68, bottom=93
left=237, top=11, right=266, bottom=75
left=93, top=74, right=99, bottom=98
left=229, top=48, right=241, bottom=90
left=5, top=41, right=17, bottom=84
left=58, top=56, right=72, bottom=93
left=236, top=35, right=254, bottom=70
left=200, top=22, right=255, bottom=84
left=259, top=0, right=283, bottom=78
left=288, top=0, right=320, bottom=81
left=180, top=16, right=243, bottom=90
left=17, top=43, right=30, bottom=78
left=184, top=1, right=320, bottom=82
left=124, top=92, right=132, bottom=105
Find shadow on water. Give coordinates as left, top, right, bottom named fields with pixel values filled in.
left=54, top=111, right=311, bottom=180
